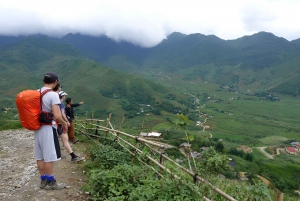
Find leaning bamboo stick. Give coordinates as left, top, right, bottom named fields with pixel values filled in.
left=86, top=119, right=105, bottom=122
left=75, top=120, right=237, bottom=201
left=84, top=123, right=166, bottom=148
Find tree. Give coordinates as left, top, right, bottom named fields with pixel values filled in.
left=215, top=141, right=224, bottom=152
left=199, top=147, right=231, bottom=174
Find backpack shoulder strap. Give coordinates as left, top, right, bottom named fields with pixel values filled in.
left=40, top=89, right=53, bottom=97
left=39, top=89, right=53, bottom=112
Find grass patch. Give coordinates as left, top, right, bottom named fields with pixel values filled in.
left=212, top=132, right=245, bottom=141
left=264, top=146, right=276, bottom=155
left=259, top=136, right=288, bottom=145
left=252, top=148, right=271, bottom=160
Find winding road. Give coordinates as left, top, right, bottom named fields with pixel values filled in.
left=256, top=147, right=274, bottom=159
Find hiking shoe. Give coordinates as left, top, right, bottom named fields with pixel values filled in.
left=40, top=179, right=47, bottom=189
left=71, top=155, right=84, bottom=162
left=70, top=139, right=79, bottom=144
left=44, top=179, right=66, bottom=190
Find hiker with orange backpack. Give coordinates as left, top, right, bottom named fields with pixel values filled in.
left=33, top=73, right=68, bottom=190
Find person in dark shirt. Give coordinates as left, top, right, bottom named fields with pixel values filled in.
left=65, top=97, right=83, bottom=143
left=53, top=90, right=84, bottom=162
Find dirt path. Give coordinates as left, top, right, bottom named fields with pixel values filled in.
left=256, top=147, right=274, bottom=159
left=276, top=148, right=285, bottom=155
left=0, top=129, right=89, bottom=201
left=200, top=118, right=208, bottom=132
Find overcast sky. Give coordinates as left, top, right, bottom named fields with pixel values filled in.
left=0, top=0, right=300, bottom=47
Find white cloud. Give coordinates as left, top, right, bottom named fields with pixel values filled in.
left=0, top=0, right=300, bottom=47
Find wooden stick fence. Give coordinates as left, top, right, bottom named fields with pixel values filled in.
left=75, top=115, right=238, bottom=201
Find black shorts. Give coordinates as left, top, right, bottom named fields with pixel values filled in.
left=57, top=125, right=63, bottom=135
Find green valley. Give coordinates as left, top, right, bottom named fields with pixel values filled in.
left=1, top=32, right=300, bottom=198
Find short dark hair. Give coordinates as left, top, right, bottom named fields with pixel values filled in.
left=43, top=72, right=59, bottom=84
left=65, top=97, right=72, bottom=104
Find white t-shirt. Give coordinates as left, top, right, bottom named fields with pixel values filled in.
left=40, top=87, right=60, bottom=128
left=40, top=87, right=61, bottom=112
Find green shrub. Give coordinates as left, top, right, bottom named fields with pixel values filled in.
left=88, top=164, right=151, bottom=200
left=128, top=179, right=202, bottom=201
left=88, top=143, right=131, bottom=170
left=165, top=148, right=185, bottom=159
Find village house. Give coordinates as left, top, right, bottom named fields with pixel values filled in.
left=175, top=159, right=183, bottom=164
left=286, top=147, right=296, bottom=155
left=139, top=132, right=162, bottom=141
left=295, top=145, right=300, bottom=151
left=237, top=145, right=252, bottom=153
left=180, top=142, right=191, bottom=148
left=291, top=142, right=300, bottom=147
left=228, top=158, right=236, bottom=167
left=191, top=151, right=202, bottom=159
left=200, top=147, right=208, bottom=151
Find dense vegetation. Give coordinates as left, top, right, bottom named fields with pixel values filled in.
left=77, top=127, right=275, bottom=201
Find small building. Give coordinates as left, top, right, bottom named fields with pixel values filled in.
left=228, top=158, right=236, bottom=167
left=175, top=159, right=183, bottom=164
left=139, top=131, right=162, bottom=141
left=204, top=125, right=210, bottom=129
left=191, top=151, right=202, bottom=159
left=295, top=145, right=300, bottom=151
left=286, top=147, right=296, bottom=155
left=291, top=142, right=300, bottom=147
left=200, top=147, right=208, bottom=151
left=237, top=145, right=252, bottom=153
left=147, top=132, right=162, bottom=137
left=180, top=142, right=191, bottom=148
left=239, top=172, right=248, bottom=180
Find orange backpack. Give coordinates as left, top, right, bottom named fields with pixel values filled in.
left=16, top=89, right=52, bottom=130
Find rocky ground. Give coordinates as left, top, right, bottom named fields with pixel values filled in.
left=0, top=129, right=90, bottom=201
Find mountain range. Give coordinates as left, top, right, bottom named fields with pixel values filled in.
left=57, top=31, right=300, bottom=95
left=1, top=31, right=300, bottom=114
left=0, top=35, right=189, bottom=119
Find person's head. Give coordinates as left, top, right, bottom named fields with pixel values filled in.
left=59, top=91, right=68, bottom=100
left=65, top=97, right=72, bottom=105
left=43, top=72, right=59, bottom=89
left=53, top=81, right=61, bottom=92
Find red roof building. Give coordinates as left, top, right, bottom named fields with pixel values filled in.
left=295, top=145, right=300, bottom=151
left=286, top=147, right=296, bottom=155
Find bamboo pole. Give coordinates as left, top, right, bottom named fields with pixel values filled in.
left=119, top=116, right=125, bottom=131
left=85, top=119, right=104, bottom=122
left=159, top=147, right=165, bottom=179
left=76, top=120, right=237, bottom=201
left=139, top=118, right=144, bottom=134
left=85, top=123, right=166, bottom=148
left=104, top=113, right=112, bottom=135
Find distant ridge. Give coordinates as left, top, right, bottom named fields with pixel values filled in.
left=1, top=31, right=300, bottom=95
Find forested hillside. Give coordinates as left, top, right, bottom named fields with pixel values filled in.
left=1, top=32, right=300, bottom=95
left=57, top=32, right=300, bottom=95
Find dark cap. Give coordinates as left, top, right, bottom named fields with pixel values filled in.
left=43, top=72, right=59, bottom=83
